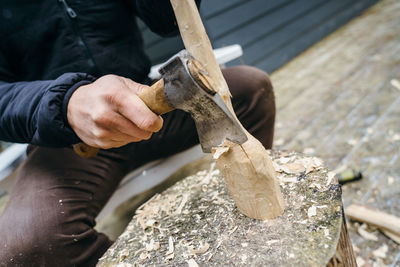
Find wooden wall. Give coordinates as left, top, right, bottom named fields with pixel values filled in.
left=140, top=0, right=378, bottom=73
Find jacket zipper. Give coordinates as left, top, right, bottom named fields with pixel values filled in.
left=58, top=0, right=100, bottom=75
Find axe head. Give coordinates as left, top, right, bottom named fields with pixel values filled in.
left=159, top=50, right=247, bottom=153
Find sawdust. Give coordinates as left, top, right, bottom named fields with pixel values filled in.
left=98, top=151, right=343, bottom=266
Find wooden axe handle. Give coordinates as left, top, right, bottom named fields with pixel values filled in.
left=73, top=79, right=174, bottom=158
left=138, top=79, right=174, bottom=115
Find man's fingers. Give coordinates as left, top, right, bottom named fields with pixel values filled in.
left=120, top=77, right=148, bottom=95
left=95, top=113, right=154, bottom=141
left=116, top=93, right=164, bottom=133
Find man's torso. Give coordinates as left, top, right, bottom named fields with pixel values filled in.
left=0, top=0, right=151, bottom=82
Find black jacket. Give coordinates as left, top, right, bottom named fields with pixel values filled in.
left=0, top=0, right=199, bottom=147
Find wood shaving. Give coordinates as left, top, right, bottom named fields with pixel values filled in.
left=145, top=219, right=157, bottom=227
left=167, top=236, right=174, bottom=255
left=392, top=133, right=400, bottom=141
left=356, top=256, right=366, bottom=267
left=139, top=252, right=148, bottom=262
left=145, top=239, right=160, bottom=251
left=309, top=183, right=322, bottom=190
left=326, top=172, right=336, bottom=186
left=212, top=146, right=230, bottom=160
left=347, top=139, right=358, bottom=146
left=230, top=226, right=238, bottom=234
left=274, top=156, right=323, bottom=175
left=265, top=240, right=279, bottom=245
left=324, top=229, right=330, bottom=237
left=277, top=157, right=292, bottom=164
left=202, top=163, right=217, bottom=184
left=281, top=163, right=305, bottom=174
left=119, top=249, right=130, bottom=261
left=281, top=177, right=297, bottom=183
left=390, top=78, right=400, bottom=90
left=358, top=224, right=378, bottom=241
left=274, top=138, right=284, bottom=146
left=175, top=193, right=189, bottom=215
left=190, top=242, right=210, bottom=255
left=165, top=253, right=174, bottom=261
left=308, top=205, right=317, bottom=218
left=115, top=264, right=134, bottom=267
left=303, top=148, right=315, bottom=154
left=372, top=244, right=388, bottom=258
left=186, top=259, right=199, bottom=267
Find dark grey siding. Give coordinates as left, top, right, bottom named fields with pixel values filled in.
left=141, top=0, right=378, bottom=73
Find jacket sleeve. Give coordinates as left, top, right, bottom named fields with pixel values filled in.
left=0, top=71, right=95, bottom=147
left=132, top=0, right=202, bottom=37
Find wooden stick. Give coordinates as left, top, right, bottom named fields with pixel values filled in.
left=382, top=229, right=400, bottom=244
left=346, top=203, right=400, bottom=236
left=170, top=0, right=285, bottom=219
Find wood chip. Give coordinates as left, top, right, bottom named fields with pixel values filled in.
left=326, top=172, right=336, bottom=186
left=119, top=249, right=130, bottom=261
left=303, top=148, right=315, bottom=154
left=165, top=253, right=174, bottom=261
left=167, top=236, right=174, bottom=255
left=372, top=244, right=388, bottom=258
left=282, top=177, right=297, bottom=183
left=175, top=193, right=189, bottom=215
left=139, top=252, right=149, bottom=262
left=190, top=241, right=210, bottom=255
left=274, top=138, right=284, bottom=146
left=324, top=229, right=330, bottom=237
left=212, top=146, right=229, bottom=160
left=356, top=256, right=365, bottom=267
left=390, top=78, right=400, bottom=90
left=308, top=205, right=317, bottom=218
left=357, top=224, right=378, bottom=241
left=145, top=239, right=160, bottom=251
left=186, top=259, right=199, bottom=267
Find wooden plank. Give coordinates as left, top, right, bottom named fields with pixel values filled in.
left=271, top=0, right=396, bottom=112
left=200, top=0, right=246, bottom=19
left=285, top=46, right=400, bottom=160
left=144, top=37, right=184, bottom=64
left=213, top=0, right=325, bottom=48
left=254, top=0, right=377, bottom=72
left=338, top=93, right=400, bottom=206
left=204, top=0, right=291, bottom=40
left=242, top=0, right=356, bottom=66
left=272, top=1, right=400, bottom=155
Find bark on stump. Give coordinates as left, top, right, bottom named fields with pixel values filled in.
left=97, top=151, right=356, bottom=266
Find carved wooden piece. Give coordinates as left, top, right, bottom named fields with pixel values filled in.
left=97, top=151, right=355, bottom=266
left=170, top=0, right=284, bottom=219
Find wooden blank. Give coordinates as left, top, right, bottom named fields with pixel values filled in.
left=170, top=0, right=284, bottom=220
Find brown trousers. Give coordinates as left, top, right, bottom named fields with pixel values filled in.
left=0, top=66, right=275, bottom=267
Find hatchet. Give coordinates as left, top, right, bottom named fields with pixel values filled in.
left=73, top=50, right=247, bottom=157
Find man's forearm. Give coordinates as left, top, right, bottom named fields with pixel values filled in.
left=0, top=73, right=94, bottom=146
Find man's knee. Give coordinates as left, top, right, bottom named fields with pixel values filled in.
left=1, top=207, right=110, bottom=266
left=222, top=65, right=276, bottom=148
left=223, top=65, right=274, bottom=109
left=0, top=209, right=59, bottom=266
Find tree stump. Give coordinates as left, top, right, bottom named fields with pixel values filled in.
left=97, top=151, right=356, bottom=266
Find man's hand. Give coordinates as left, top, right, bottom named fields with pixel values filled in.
left=67, top=75, right=163, bottom=149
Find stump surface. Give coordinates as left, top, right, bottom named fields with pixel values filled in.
left=98, top=151, right=343, bottom=266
